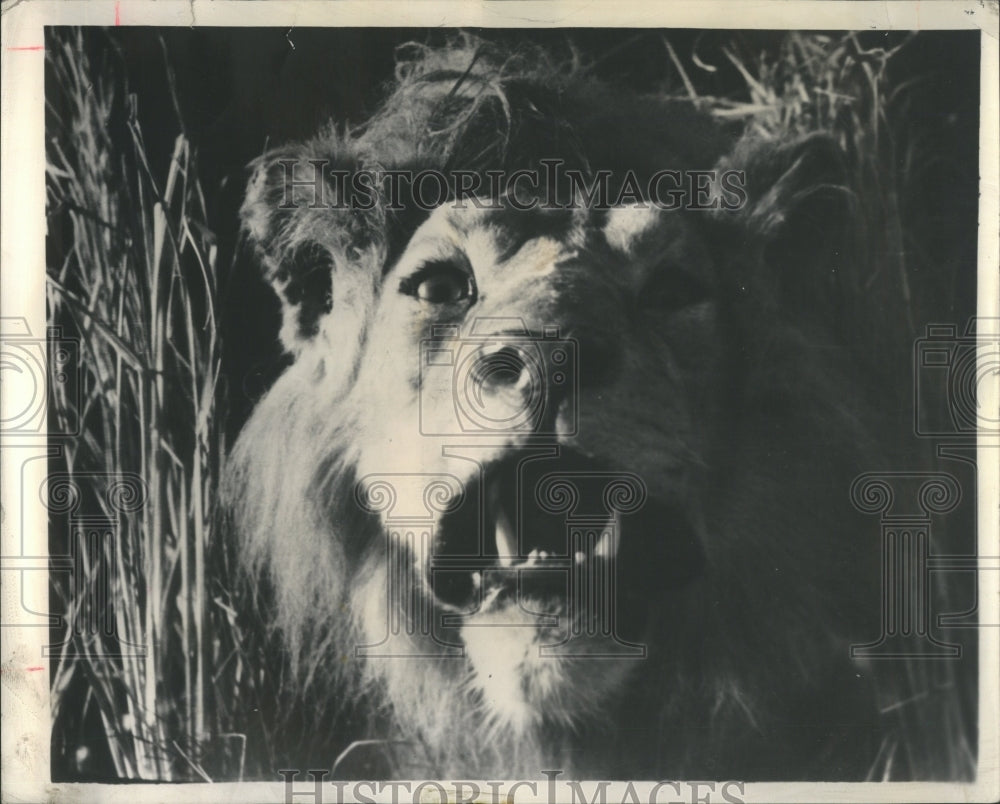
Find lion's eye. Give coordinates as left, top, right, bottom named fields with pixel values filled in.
left=400, top=262, right=474, bottom=304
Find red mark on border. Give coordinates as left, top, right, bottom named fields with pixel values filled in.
left=115, top=1, right=121, bottom=25
left=26, top=666, right=44, bottom=672
left=7, top=46, right=44, bottom=51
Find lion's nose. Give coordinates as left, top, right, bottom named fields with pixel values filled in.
left=462, top=334, right=568, bottom=434
left=470, top=343, right=533, bottom=396
left=468, top=331, right=615, bottom=416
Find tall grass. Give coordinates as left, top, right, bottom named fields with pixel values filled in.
left=46, top=28, right=230, bottom=781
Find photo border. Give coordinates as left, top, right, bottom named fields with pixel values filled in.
left=2, top=2, right=997, bottom=802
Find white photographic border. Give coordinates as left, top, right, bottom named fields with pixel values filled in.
left=2, top=2, right=997, bottom=802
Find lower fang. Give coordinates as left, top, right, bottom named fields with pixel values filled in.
left=574, top=551, right=586, bottom=564
left=472, top=571, right=482, bottom=588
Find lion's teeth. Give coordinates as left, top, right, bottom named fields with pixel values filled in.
left=574, top=550, right=586, bottom=564
left=495, top=506, right=517, bottom=567
left=594, top=519, right=620, bottom=558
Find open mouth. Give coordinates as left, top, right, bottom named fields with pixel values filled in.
left=429, top=450, right=705, bottom=637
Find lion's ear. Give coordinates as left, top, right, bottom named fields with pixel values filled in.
left=240, top=143, right=384, bottom=356
left=717, top=133, right=856, bottom=304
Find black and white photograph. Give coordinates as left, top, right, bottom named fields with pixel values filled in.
left=1, top=2, right=998, bottom=802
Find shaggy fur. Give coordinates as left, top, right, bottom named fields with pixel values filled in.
left=224, top=36, right=967, bottom=780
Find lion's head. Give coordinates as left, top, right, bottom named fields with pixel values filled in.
left=224, top=38, right=945, bottom=780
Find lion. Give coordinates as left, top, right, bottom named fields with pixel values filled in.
left=224, top=37, right=970, bottom=780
